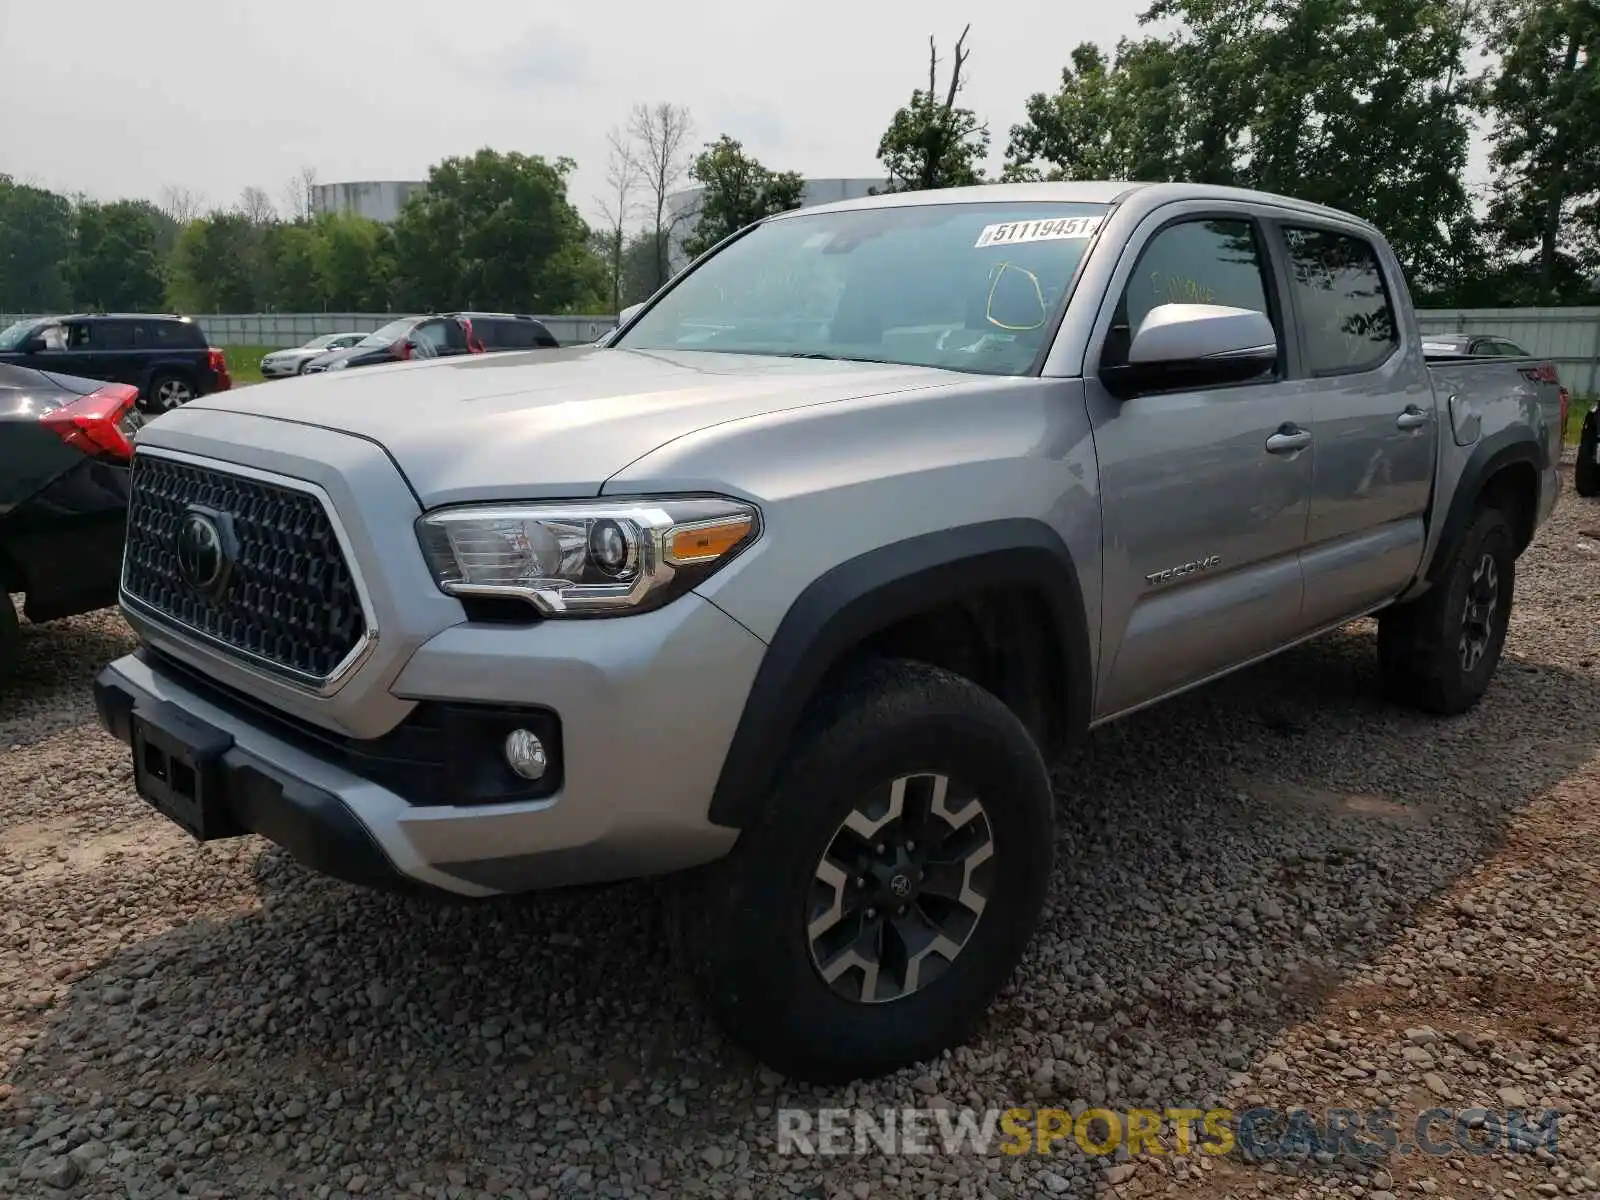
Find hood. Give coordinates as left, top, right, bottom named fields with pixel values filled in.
left=186, top=346, right=958, bottom=506
left=302, top=343, right=395, bottom=371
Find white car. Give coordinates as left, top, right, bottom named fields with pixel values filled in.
left=260, top=333, right=365, bottom=379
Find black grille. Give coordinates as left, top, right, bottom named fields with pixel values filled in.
left=122, top=454, right=367, bottom=683
left=139, top=646, right=563, bottom=805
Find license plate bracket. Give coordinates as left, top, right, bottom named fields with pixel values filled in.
left=130, top=701, right=237, bottom=841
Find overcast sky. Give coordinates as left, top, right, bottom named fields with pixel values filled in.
left=2, top=0, right=1490, bottom=225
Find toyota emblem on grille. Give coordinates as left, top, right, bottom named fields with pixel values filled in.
left=175, top=505, right=236, bottom=598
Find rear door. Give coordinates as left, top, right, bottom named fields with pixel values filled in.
left=1278, top=223, right=1438, bottom=627
left=1086, top=205, right=1315, bottom=719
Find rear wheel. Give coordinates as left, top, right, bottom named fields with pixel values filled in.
left=1576, top=408, right=1599, bottom=498
left=145, top=372, right=195, bottom=412
left=675, top=657, right=1055, bottom=1083
left=1377, top=506, right=1515, bottom=715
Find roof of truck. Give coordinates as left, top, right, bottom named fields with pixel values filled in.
left=780, top=181, right=1378, bottom=233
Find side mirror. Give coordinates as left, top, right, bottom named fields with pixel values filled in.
left=1103, top=304, right=1277, bottom=397
left=618, top=302, right=644, bottom=327
left=22, top=336, right=48, bottom=353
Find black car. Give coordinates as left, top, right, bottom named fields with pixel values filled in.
left=449, top=312, right=561, bottom=352
left=301, top=315, right=471, bottom=374
left=0, top=314, right=231, bottom=413
left=301, top=313, right=561, bottom=374
left=0, top=363, right=141, bottom=681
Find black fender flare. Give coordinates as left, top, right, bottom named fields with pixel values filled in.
left=707, top=518, right=1093, bottom=828
left=1426, top=428, right=1544, bottom=585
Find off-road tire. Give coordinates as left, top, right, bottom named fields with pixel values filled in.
left=675, top=656, right=1055, bottom=1083
left=1377, top=506, right=1516, bottom=715
left=0, top=593, right=19, bottom=687
left=1575, top=408, right=1599, bottom=498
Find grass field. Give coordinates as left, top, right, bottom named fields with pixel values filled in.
left=1569, top=394, right=1594, bottom=445
left=223, top=344, right=284, bottom=386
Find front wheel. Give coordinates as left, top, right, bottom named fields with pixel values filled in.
left=1377, top=506, right=1516, bottom=715
left=1576, top=408, right=1599, bottom=498
left=676, top=657, right=1055, bottom=1083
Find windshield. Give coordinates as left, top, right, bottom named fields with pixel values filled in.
left=615, top=201, right=1110, bottom=375
left=0, top=320, right=39, bottom=351
left=355, top=318, right=417, bottom=349
left=302, top=333, right=342, bottom=349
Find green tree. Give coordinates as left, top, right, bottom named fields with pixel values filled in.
left=1003, top=39, right=1233, bottom=184
left=682, top=136, right=805, bottom=258
left=167, top=212, right=259, bottom=312
left=257, top=223, right=320, bottom=310
left=1007, top=0, right=1478, bottom=293
left=877, top=26, right=990, bottom=192
left=66, top=200, right=166, bottom=311
left=393, top=149, right=596, bottom=311
left=311, top=212, right=396, bottom=310
left=620, top=229, right=671, bottom=306
left=0, top=176, right=72, bottom=312
left=1478, top=0, right=1600, bottom=300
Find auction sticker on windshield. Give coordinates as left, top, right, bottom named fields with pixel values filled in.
left=975, top=216, right=1103, bottom=248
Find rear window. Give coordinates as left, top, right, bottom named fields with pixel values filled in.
left=1281, top=227, right=1399, bottom=376
left=136, top=320, right=206, bottom=349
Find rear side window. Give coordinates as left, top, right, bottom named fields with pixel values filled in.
left=1105, top=217, right=1276, bottom=370
left=479, top=319, right=557, bottom=349
left=1281, top=227, right=1398, bottom=376
left=137, top=320, right=206, bottom=348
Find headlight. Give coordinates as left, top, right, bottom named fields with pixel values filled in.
left=416, top=496, right=760, bottom=616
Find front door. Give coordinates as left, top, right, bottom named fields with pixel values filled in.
left=1277, top=224, right=1437, bottom=627
left=1086, top=211, right=1315, bottom=720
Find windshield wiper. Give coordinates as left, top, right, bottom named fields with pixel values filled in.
left=776, top=351, right=893, bottom=364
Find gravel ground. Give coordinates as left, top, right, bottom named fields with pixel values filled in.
left=2, top=468, right=1598, bottom=1200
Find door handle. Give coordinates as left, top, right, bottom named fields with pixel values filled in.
left=1396, top=405, right=1430, bottom=430
left=1265, top=425, right=1312, bottom=455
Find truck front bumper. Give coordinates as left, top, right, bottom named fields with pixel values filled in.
left=95, top=593, right=765, bottom=897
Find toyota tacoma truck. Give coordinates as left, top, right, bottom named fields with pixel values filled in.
left=94, top=182, right=1564, bottom=1083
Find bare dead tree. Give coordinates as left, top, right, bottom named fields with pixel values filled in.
left=159, top=184, right=205, bottom=225
left=238, top=186, right=276, bottom=225
left=281, top=166, right=319, bottom=222
left=623, top=102, right=695, bottom=291
left=595, top=130, right=640, bottom=312
left=920, top=24, right=972, bottom=190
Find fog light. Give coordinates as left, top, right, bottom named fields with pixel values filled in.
left=503, top=729, right=547, bottom=780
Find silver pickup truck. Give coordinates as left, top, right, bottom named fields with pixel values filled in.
left=95, top=182, right=1564, bottom=1083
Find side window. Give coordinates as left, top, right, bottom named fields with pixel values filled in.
left=83, top=321, right=135, bottom=350
left=1105, top=218, right=1275, bottom=369
left=34, top=323, right=67, bottom=351
left=412, top=320, right=452, bottom=353
left=440, top=319, right=469, bottom=352
left=1281, top=227, right=1398, bottom=376
left=475, top=319, right=512, bottom=348
left=66, top=322, right=94, bottom=349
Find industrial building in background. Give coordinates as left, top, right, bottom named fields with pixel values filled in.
left=311, top=180, right=428, bottom=224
